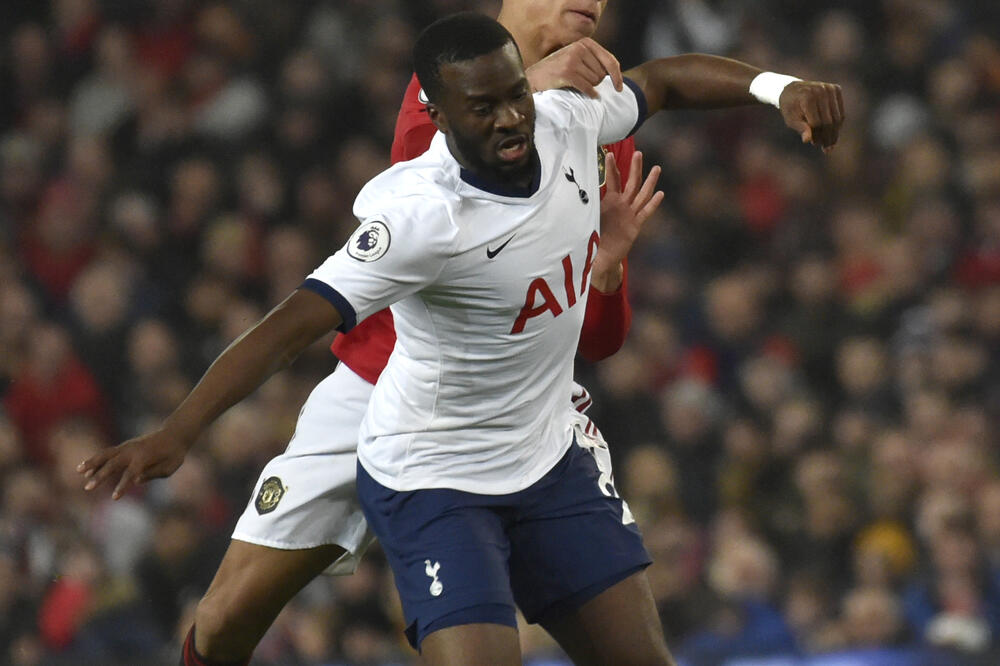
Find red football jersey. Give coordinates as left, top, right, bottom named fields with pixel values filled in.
left=330, top=74, right=634, bottom=384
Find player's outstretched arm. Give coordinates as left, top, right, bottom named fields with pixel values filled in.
left=624, top=54, right=844, bottom=150
left=78, top=289, right=343, bottom=499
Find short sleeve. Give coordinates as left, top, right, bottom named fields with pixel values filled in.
left=559, top=76, right=647, bottom=146
left=301, top=211, right=454, bottom=332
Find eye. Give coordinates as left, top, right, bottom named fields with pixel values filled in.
left=473, top=104, right=493, bottom=116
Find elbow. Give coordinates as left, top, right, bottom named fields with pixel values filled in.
left=578, top=337, right=626, bottom=363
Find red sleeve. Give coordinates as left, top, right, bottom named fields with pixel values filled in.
left=577, top=137, right=636, bottom=362
left=578, top=258, right=631, bottom=362
left=390, top=74, right=438, bottom=163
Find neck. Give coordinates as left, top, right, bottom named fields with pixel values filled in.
left=445, top=134, right=539, bottom=188
left=497, top=10, right=562, bottom=67
left=446, top=135, right=538, bottom=193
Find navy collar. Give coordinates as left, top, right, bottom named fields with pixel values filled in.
left=459, top=150, right=541, bottom=198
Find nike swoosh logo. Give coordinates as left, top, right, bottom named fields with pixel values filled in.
left=486, top=234, right=515, bottom=259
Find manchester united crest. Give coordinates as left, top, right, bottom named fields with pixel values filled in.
left=597, top=145, right=609, bottom=187
left=255, top=476, right=286, bottom=514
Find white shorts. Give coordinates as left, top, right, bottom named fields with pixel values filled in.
left=232, top=363, right=376, bottom=575
left=231, top=369, right=621, bottom=575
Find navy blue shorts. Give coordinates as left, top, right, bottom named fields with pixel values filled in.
left=356, top=437, right=651, bottom=648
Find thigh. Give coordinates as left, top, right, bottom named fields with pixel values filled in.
left=509, top=439, right=651, bottom=625
left=420, top=622, right=521, bottom=666
left=198, top=539, right=345, bottom=632
left=231, top=364, right=376, bottom=573
left=356, top=463, right=518, bottom=649
left=542, top=570, right=675, bottom=666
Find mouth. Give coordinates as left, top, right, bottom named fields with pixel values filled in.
left=496, top=135, right=529, bottom=163
left=569, top=9, right=597, bottom=23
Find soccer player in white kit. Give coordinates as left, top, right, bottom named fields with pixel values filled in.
left=322, top=18, right=664, bottom=661
left=80, top=11, right=844, bottom=664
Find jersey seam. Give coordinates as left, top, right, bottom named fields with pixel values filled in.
left=400, top=202, right=458, bottom=481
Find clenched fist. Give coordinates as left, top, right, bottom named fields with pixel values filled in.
left=779, top=81, right=845, bottom=152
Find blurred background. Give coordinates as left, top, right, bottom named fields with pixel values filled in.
left=0, top=0, right=998, bottom=664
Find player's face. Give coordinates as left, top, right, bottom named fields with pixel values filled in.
left=508, top=0, right=607, bottom=44
left=431, top=42, right=537, bottom=184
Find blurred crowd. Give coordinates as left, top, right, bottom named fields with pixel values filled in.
left=0, top=0, right=998, bottom=664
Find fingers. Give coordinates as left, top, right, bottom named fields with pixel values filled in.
left=819, top=91, right=837, bottom=146
left=77, top=449, right=115, bottom=478
left=575, top=78, right=602, bottom=99
left=798, top=84, right=844, bottom=148
left=631, top=165, right=662, bottom=216
left=83, top=450, right=128, bottom=492
left=580, top=38, right=623, bottom=91
left=826, top=83, right=845, bottom=147
left=574, top=51, right=613, bottom=98
left=810, top=89, right=838, bottom=147
left=780, top=81, right=845, bottom=150
left=800, top=96, right=823, bottom=143
left=529, top=38, right=623, bottom=99
left=622, top=151, right=644, bottom=199
left=816, top=102, right=834, bottom=147
left=84, top=451, right=155, bottom=499
left=638, top=190, right=666, bottom=222
left=604, top=151, right=621, bottom=192
left=787, top=115, right=813, bottom=144
left=112, top=467, right=137, bottom=501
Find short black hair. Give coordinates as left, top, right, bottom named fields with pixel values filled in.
left=413, top=12, right=520, bottom=103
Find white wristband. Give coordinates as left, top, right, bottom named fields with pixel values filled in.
left=749, top=72, right=801, bottom=108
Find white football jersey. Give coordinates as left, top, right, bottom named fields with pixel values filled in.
left=305, top=76, right=646, bottom=493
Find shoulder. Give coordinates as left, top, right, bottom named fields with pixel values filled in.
left=401, top=73, right=424, bottom=107
left=391, top=74, right=437, bottom=163
left=356, top=148, right=458, bottom=213
left=354, top=153, right=461, bottom=243
left=534, top=87, right=590, bottom=126
left=396, top=73, right=432, bottom=135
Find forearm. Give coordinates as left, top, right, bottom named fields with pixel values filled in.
left=162, top=328, right=295, bottom=444
left=163, top=290, right=340, bottom=443
left=590, top=261, right=624, bottom=293
left=625, top=54, right=762, bottom=114
left=578, top=267, right=631, bottom=362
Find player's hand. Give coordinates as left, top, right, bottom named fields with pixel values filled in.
left=526, top=38, right=623, bottom=98
left=778, top=81, right=845, bottom=153
left=591, top=151, right=664, bottom=292
left=77, top=428, right=191, bottom=500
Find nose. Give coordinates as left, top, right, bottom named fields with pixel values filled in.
left=494, top=102, right=524, bottom=131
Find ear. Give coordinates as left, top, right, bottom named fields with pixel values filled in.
left=427, top=104, right=449, bottom=135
